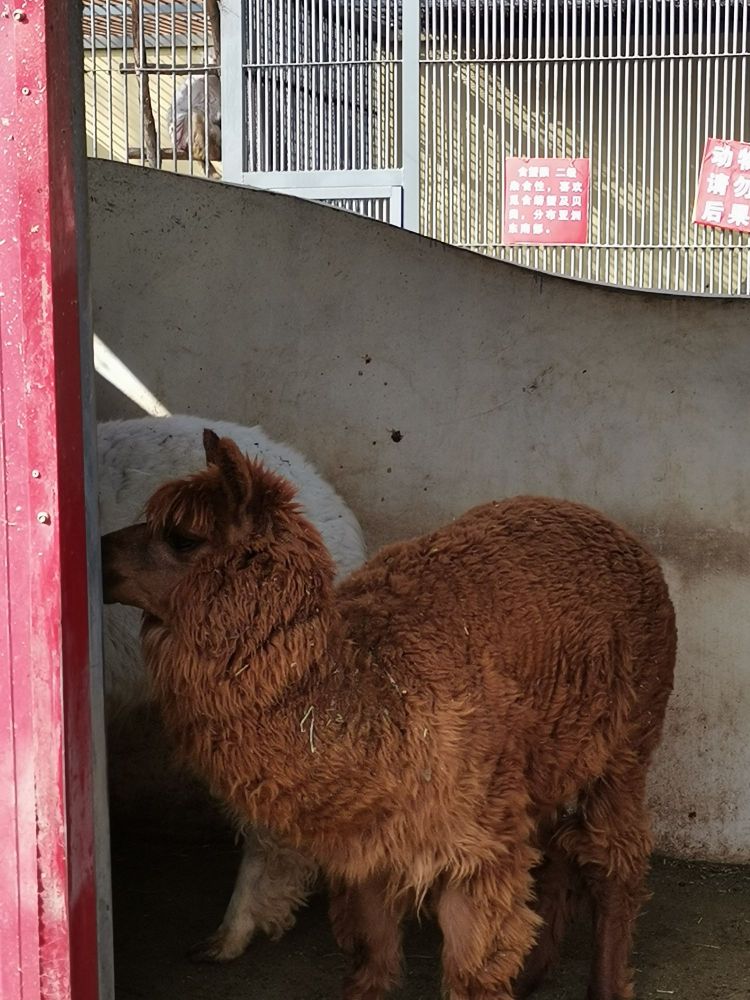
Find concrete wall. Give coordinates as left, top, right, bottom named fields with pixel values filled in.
left=89, top=159, right=750, bottom=862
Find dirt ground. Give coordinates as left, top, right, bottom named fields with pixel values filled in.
left=111, top=838, right=749, bottom=1000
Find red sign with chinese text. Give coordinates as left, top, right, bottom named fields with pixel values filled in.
left=693, top=138, right=750, bottom=234
left=503, top=157, right=590, bottom=245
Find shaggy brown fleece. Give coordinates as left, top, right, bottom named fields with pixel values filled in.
left=101, top=431, right=676, bottom=1000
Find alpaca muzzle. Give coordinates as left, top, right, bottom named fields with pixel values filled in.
left=101, top=523, right=149, bottom=607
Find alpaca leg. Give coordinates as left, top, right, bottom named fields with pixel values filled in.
left=329, top=880, right=359, bottom=955
left=340, top=876, right=407, bottom=1000
left=190, top=830, right=316, bottom=962
left=437, top=847, right=540, bottom=1000
left=557, top=760, right=653, bottom=1000
left=514, top=830, right=583, bottom=998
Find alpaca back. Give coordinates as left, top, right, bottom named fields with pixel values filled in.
left=98, top=414, right=366, bottom=717
left=331, top=496, right=675, bottom=822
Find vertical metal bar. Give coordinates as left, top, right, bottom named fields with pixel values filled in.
left=595, top=0, right=609, bottom=281
left=357, top=3, right=370, bottom=170
left=311, top=0, right=318, bottom=171
left=429, top=0, right=437, bottom=238
left=460, top=0, right=467, bottom=246
left=185, top=0, right=194, bottom=173
left=707, top=0, right=717, bottom=294
left=168, top=0, right=177, bottom=172
left=741, top=2, right=749, bottom=293
left=741, top=0, right=748, bottom=142
left=491, top=0, right=498, bottom=253
left=450, top=4, right=456, bottom=243
left=313, top=0, right=326, bottom=170
left=270, top=0, right=277, bottom=173
left=343, top=1, right=350, bottom=169
left=120, top=0, right=129, bottom=162
left=631, top=0, right=639, bottom=255
left=575, top=0, right=584, bottom=281
left=156, top=0, right=163, bottom=170
left=437, top=0, right=443, bottom=237
left=263, top=0, right=271, bottom=170
left=587, top=0, right=595, bottom=280
left=375, top=0, right=383, bottom=171
left=714, top=0, right=724, bottom=294
left=387, top=0, right=393, bottom=167
left=561, top=0, right=568, bottom=157
left=533, top=0, right=541, bottom=157
left=333, top=0, right=340, bottom=169
left=667, top=0, right=676, bottom=285
left=695, top=0, right=705, bottom=274
left=137, top=0, right=144, bottom=164
left=328, top=0, right=334, bottom=171
left=480, top=0, right=489, bottom=249
left=621, top=0, right=631, bottom=286
left=366, top=0, right=373, bottom=173
left=723, top=0, right=734, bottom=294
left=284, top=0, right=291, bottom=171
left=458, top=0, right=465, bottom=244
left=551, top=0, right=558, bottom=156
left=698, top=0, right=707, bottom=305
left=680, top=0, right=690, bottom=291
left=87, top=0, right=98, bottom=157
left=222, top=0, right=245, bottom=181
left=204, top=0, right=213, bottom=176
left=103, top=0, right=114, bottom=159
left=401, top=0, right=420, bottom=231
left=470, top=0, right=476, bottom=244
left=0, top=0, right=107, bottom=997
left=256, top=1, right=263, bottom=170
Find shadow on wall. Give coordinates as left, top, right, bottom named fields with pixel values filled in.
left=89, top=160, right=750, bottom=863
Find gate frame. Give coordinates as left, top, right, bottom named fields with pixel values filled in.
left=221, top=0, right=421, bottom=231
left=273, top=184, right=403, bottom=224
left=0, top=2, right=112, bottom=998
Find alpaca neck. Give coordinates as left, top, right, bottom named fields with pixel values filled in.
left=144, top=603, right=348, bottom=824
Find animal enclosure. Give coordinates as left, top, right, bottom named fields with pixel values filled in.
left=3, top=3, right=749, bottom=999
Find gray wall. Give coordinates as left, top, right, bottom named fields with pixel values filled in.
left=89, top=159, right=750, bottom=862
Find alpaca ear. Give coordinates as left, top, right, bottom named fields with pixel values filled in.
left=203, top=428, right=222, bottom=467
left=203, top=430, right=253, bottom=515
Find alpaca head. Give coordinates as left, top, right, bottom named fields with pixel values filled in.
left=101, top=430, right=336, bottom=664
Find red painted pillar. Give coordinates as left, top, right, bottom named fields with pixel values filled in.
left=0, top=3, right=100, bottom=1000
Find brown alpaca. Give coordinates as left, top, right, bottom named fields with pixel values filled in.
left=102, top=431, right=676, bottom=1000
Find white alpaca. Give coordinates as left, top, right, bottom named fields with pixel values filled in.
left=99, top=414, right=366, bottom=960
left=168, top=75, right=222, bottom=173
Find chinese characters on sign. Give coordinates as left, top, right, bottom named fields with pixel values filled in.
left=693, top=138, right=750, bottom=234
left=503, top=157, right=590, bottom=245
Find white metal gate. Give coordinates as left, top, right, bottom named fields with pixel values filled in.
left=221, top=0, right=420, bottom=227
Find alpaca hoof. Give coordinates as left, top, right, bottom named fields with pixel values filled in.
left=260, top=912, right=297, bottom=942
left=188, top=929, right=249, bottom=964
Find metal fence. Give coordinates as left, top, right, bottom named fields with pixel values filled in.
left=83, top=2, right=750, bottom=295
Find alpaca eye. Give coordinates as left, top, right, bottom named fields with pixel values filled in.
left=165, top=530, right=204, bottom=555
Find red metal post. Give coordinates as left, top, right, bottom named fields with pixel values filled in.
left=0, top=3, right=100, bottom=1000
